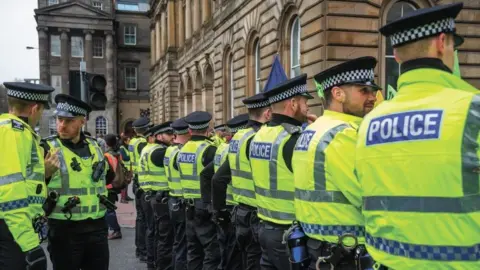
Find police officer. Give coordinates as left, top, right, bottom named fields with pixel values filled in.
left=119, top=133, right=133, bottom=203
left=211, top=92, right=272, bottom=270
left=176, top=111, right=220, bottom=270
left=249, top=74, right=313, bottom=270
left=0, top=82, right=53, bottom=270
left=212, top=124, right=227, bottom=146
left=356, top=3, right=480, bottom=269
left=164, top=118, right=191, bottom=270
left=129, top=116, right=150, bottom=262
left=139, top=121, right=175, bottom=270
left=292, top=57, right=379, bottom=270
left=42, top=94, right=110, bottom=269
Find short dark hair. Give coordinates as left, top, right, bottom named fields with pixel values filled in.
left=248, top=107, right=269, bottom=119
left=105, top=134, right=118, bottom=148
left=324, top=90, right=333, bottom=108
left=84, top=131, right=92, bottom=137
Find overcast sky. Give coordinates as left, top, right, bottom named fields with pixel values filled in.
left=0, top=0, right=39, bottom=84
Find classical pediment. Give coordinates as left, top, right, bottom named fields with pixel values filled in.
left=35, top=1, right=112, bottom=19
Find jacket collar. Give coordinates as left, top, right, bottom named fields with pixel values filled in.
left=9, top=114, right=37, bottom=139
left=400, top=58, right=451, bottom=75
left=269, top=113, right=302, bottom=127
left=322, top=110, right=362, bottom=126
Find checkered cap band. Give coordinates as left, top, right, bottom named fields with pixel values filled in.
left=268, top=84, right=308, bottom=104
left=7, top=89, right=50, bottom=102
left=188, top=122, right=210, bottom=130
left=214, top=126, right=226, bottom=132
left=228, top=124, right=247, bottom=133
left=320, top=69, right=375, bottom=91
left=390, top=17, right=455, bottom=47
left=56, top=102, right=88, bottom=116
left=155, top=127, right=173, bottom=134
left=174, top=128, right=189, bottom=135
left=245, top=100, right=270, bottom=109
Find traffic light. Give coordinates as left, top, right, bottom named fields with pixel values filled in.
left=86, top=73, right=107, bottom=110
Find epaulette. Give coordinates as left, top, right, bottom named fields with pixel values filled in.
left=42, top=134, right=58, bottom=141
left=11, top=119, right=24, bottom=131
left=282, top=123, right=302, bottom=135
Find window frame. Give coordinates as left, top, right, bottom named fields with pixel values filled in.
left=124, top=25, right=137, bottom=46
left=290, top=16, right=301, bottom=78
left=92, top=37, right=104, bottom=58
left=71, top=36, right=84, bottom=58
left=117, top=3, right=139, bottom=11
left=230, top=54, right=235, bottom=117
left=48, top=0, right=59, bottom=6
left=124, top=66, right=138, bottom=91
left=50, top=34, right=61, bottom=57
left=254, top=39, right=261, bottom=94
left=95, top=116, right=108, bottom=137
left=92, top=1, right=103, bottom=10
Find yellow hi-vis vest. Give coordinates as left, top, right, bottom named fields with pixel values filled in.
left=0, top=114, right=46, bottom=251
left=355, top=68, right=480, bottom=269
left=178, top=139, right=213, bottom=199
left=46, top=137, right=108, bottom=221
left=249, top=124, right=300, bottom=225
left=129, top=136, right=146, bottom=174
left=229, top=127, right=257, bottom=207
left=120, top=145, right=130, bottom=168
left=165, top=145, right=183, bottom=197
left=139, top=143, right=168, bottom=191
left=293, top=110, right=364, bottom=245
left=214, top=143, right=237, bottom=206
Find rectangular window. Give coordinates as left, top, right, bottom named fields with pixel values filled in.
left=93, top=38, right=103, bottom=58
left=71, top=36, right=84, bottom=58
left=48, top=0, right=58, bottom=5
left=50, top=75, right=62, bottom=102
left=93, top=1, right=103, bottom=10
left=125, top=67, right=137, bottom=90
left=117, top=3, right=139, bottom=11
left=50, top=35, right=61, bottom=57
left=124, top=25, right=137, bottom=45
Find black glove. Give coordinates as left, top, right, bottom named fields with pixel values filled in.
left=214, top=209, right=231, bottom=229
left=25, top=246, right=47, bottom=270
left=135, top=188, right=144, bottom=199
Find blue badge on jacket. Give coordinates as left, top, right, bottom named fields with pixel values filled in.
left=229, top=140, right=239, bottom=154
left=177, top=153, right=196, bottom=164
left=11, top=120, right=24, bottom=131
left=295, top=130, right=315, bottom=151
left=249, top=142, right=273, bottom=160
left=366, top=110, right=443, bottom=146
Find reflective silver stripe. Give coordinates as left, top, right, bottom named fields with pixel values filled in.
left=52, top=204, right=106, bottom=214
left=179, top=142, right=210, bottom=181
left=29, top=172, right=45, bottom=182
left=226, top=193, right=234, bottom=202
left=0, top=120, right=11, bottom=125
left=183, top=188, right=201, bottom=194
left=295, top=190, right=350, bottom=204
left=0, top=173, right=24, bottom=186
left=50, top=139, right=70, bottom=190
left=235, top=129, right=256, bottom=172
left=132, top=140, right=142, bottom=164
left=257, top=206, right=295, bottom=221
left=255, top=186, right=293, bottom=200
left=231, top=169, right=252, bottom=179
left=363, top=195, right=480, bottom=213
left=50, top=186, right=105, bottom=196
left=26, top=138, right=45, bottom=182
left=138, top=171, right=166, bottom=176
left=140, top=181, right=169, bottom=187
left=231, top=186, right=256, bottom=198
left=268, top=130, right=290, bottom=191
left=169, top=189, right=183, bottom=195
left=462, top=94, right=480, bottom=195
left=170, top=177, right=181, bottom=183
left=166, top=147, right=180, bottom=183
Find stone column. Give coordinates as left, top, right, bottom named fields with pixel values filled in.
left=179, top=95, right=185, bottom=117
left=202, top=0, right=211, bottom=24
left=105, top=31, right=116, bottom=133
left=150, top=27, right=156, bottom=65
left=185, top=0, right=191, bottom=40
left=177, top=0, right=184, bottom=47
left=193, top=0, right=199, bottom=32
left=161, top=11, right=167, bottom=55
left=167, top=0, right=176, bottom=48
left=37, top=27, right=49, bottom=85
left=202, top=85, right=213, bottom=115
left=84, top=30, right=94, bottom=73
left=59, top=28, right=70, bottom=94
left=155, top=18, right=161, bottom=61
left=183, top=95, right=189, bottom=116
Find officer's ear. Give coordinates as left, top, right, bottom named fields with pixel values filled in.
left=331, top=86, right=346, bottom=103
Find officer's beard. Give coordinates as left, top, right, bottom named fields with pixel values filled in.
left=342, top=98, right=367, bottom=118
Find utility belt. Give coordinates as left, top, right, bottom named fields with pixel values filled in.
left=234, top=203, right=258, bottom=228
left=262, top=220, right=291, bottom=230
left=313, top=239, right=376, bottom=270
left=143, top=189, right=170, bottom=203
left=184, top=198, right=210, bottom=220
left=169, top=197, right=185, bottom=212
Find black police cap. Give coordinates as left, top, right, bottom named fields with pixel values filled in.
left=314, top=56, right=381, bottom=94
left=379, top=3, right=464, bottom=48
left=242, top=92, right=270, bottom=109
left=4, top=82, right=54, bottom=109
left=132, top=117, right=150, bottom=129
left=171, top=118, right=189, bottom=135
left=227, top=113, right=249, bottom=133
left=185, top=111, right=212, bottom=130
left=214, top=124, right=226, bottom=132
left=154, top=121, right=174, bottom=135
left=54, top=94, right=92, bottom=118
left=263, top=74, right=313, bottom=104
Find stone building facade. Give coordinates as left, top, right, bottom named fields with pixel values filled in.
left=149, top=0, right=480, bottom=125
left=34, top=0, right=151, bottom=137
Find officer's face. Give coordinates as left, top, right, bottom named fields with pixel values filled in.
left=343, top=85, right=377, bottom=117
left=56, top=116, right=85, bottom=140
left=157, top=133, right=174, bottom=145
left=292, top=96, right=309, bottom=123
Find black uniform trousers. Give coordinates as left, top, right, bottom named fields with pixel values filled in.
left=258, top=221, right=290, bottom=270
left=0, top=220, right=30, bottom=270
left=47, top=218, right=109, bottom=270
left=152, top=191, right=174, bottom=270
left=168, top=196, right=187, bottom=270
left=217, top=205, right=242, bottom=270
left=134, top=175, right=147, bottom=258
left=234, top=204, right=262, bottom=270
left=141, top=192, right=156, bottom=269
left=185, top=200, right=221, bottom=270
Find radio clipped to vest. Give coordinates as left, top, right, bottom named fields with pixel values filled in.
left=92, top=159, right=106, bottom=182
left=42, top=190, right=59, bottom=216
left=98, top=194, right=117, bottom=211
left=62, top=196, right=81, bottom=220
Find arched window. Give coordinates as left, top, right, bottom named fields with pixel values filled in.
left=49, top=117, right=56, bottom=135
left=290, top=16, right=301, bottom=78
left=230, top=54, right=235, bottom=117
left=254, top=39, right=261, bottom=94
left=384, top=1, right=417, bottom=89
left=95, top=116, right=107, bottom=137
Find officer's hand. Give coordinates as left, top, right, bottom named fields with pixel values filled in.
left=25, top=246, right=47, bottom=270
left=307, top=114, right=318, bottom=125
left=45, top=149, right=60, bottom=178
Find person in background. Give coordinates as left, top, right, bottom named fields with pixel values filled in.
left=104, top=134, right=126, bottom=240
left=119, top=133, right=133, bottom=203
left=97, top=134, right=107, bottom=153
left=211, top=124, right=227, bottom=146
